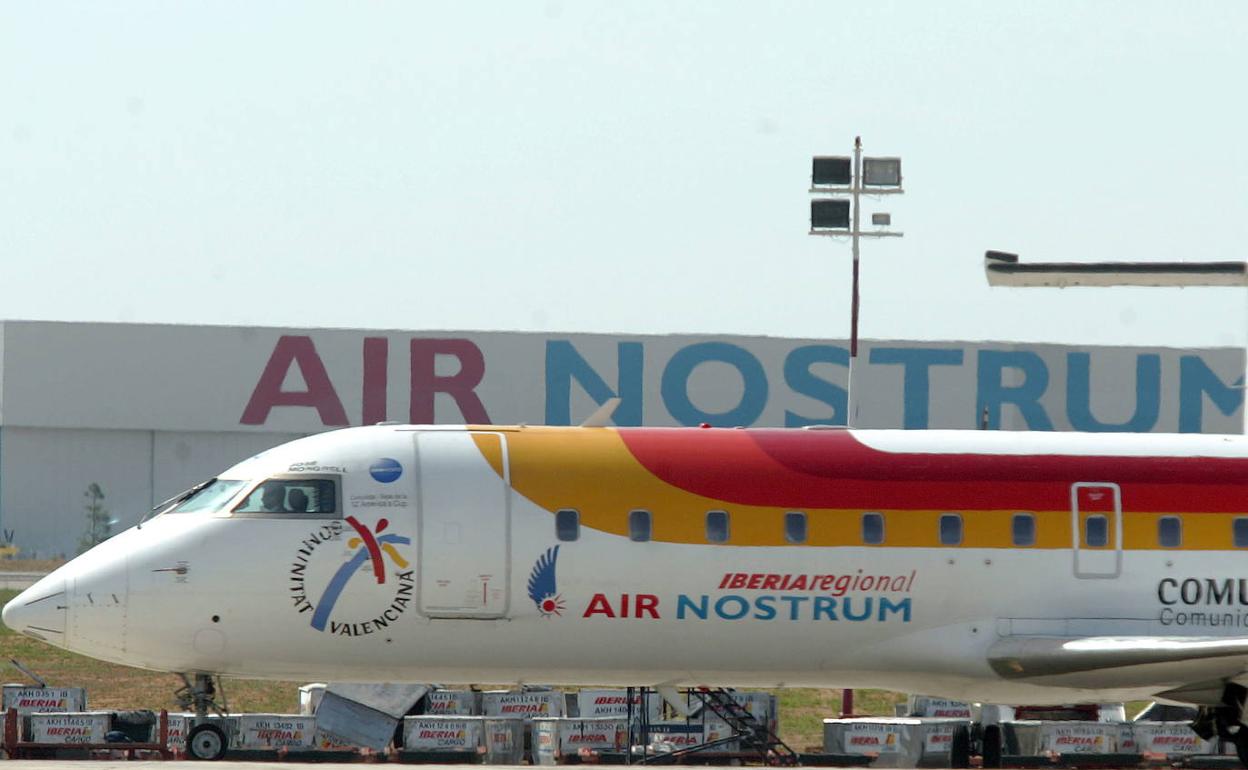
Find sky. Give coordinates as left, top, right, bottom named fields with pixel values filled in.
left=2, top=1, right=1246, bottom=348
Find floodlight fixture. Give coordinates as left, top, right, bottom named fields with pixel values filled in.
left=807, top=137, right=905, bottom=431
left=812, top=156, right=853, bottom=186
left=811, top=199, right=851, bottom=230
left=863, top=157, right=902, bottom=187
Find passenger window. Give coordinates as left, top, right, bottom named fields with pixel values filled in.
left=785, top=512, right=807, bottom=544
left=629, top=510, right=651, bottom=542
left=556, top=509, right=580, bottom=542
left=1236, top=518, right=1248, bottom=548
left=1012, top=513, right=1036, bottom=547
left=233, top=478, right=337, bottom=515
left=1085, top=515, right=1109, bottom=547
left=706, top=510, right=730, bottom=543
left=1158, top=516, right=1181, bottom=548
left=939, top=513, right=963, bottom=546
left=862, top=512, right=885, bottom=545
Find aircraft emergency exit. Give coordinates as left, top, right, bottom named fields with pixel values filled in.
left=8, top=423, right=1248, bottom=760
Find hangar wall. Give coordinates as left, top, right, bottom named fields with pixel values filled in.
left=0, top=320, right=1243, bottom=557
left=0, top=428, right=301, bottom=558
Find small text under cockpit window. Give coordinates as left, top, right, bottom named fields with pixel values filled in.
left=169, top=480, right=248, bottom=514
left=232, top=478, right=338, bottom=516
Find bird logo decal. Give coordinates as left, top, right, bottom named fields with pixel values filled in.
left=527, top=546, right=565, bottom=617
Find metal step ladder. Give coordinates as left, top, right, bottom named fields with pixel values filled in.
left=694, top=688, right=800, bottom=765
left=634, top=687, right=800, bottom=766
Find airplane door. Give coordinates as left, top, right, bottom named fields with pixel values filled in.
left=1071, top=482, right=1122, bottom=579
left=416, top=431, right=510, bottom=618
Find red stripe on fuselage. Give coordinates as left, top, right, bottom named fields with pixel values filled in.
left=614, top=429, right=1248, bottom=513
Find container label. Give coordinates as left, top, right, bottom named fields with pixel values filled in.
left=237, top=716, right=316, bottom=749
left=30, top=714, right=108, bottom=744
left=2, top=687, right=87, bottom=714
left=403, top=718, right=482, bottom=751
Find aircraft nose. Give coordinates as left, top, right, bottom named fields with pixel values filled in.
left=2, top=576, right=67, bottom=642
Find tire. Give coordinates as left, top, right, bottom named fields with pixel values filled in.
left=981, top=725, right=1002, bottom=769
left=1232, top=728, right=1248, bottom=770
left=187, top=723, right=228, bottom=761
left=950, top=725, right=971, bottom=770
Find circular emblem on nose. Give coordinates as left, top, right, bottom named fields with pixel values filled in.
left=369, top=458, right=402, bottom=483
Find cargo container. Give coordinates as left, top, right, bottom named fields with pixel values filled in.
left=424, top=690, right=480, bottom=716
left=166, top=714, right=192, bottom=752
left=298, top=684, right=326, bottom=716
left=28, top=712, right=109, bottom=744
left=574, top=689, right=642, bottom=718
left=532, top=717, right=627, bottom=764
left=312, top=727, right=357, bottom=751
left=643, top=720, right=738, bottom=754
left=402, top=715, right=484, bottom=753
left=481, top=690, right=564, bottom=720
left=905, top=696, right=972, bottom=719
left=234, top=714, right=317, bottom=750
left=1002, top=720, right=1135, bottom=756
left=1131, top=721, right=1219, bottom=756
left=824, top=717, right=970, bottom=769
left=1, top=685, right=87, bottom=715
left=482, top=717, right=527, bottom=764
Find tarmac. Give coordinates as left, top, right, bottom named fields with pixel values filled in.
left=2, top=764, right=562, bottom=770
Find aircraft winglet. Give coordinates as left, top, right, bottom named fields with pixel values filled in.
left=580, top=398, right=622, bottom=428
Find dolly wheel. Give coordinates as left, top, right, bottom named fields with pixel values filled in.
left=982, top=724, right=1003, bottom=768
left=950, top=724, right=971, bottom=769
left=187, top=723, right=228, bottom=761
left=1233, top=728, right=1248, bottom=770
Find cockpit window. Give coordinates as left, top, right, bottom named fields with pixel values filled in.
left=168, top=479, right=248, bottom=514
left=232, top=478, right=338, bottom=516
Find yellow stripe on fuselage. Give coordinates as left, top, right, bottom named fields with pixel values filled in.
left=470, top=427, right=1246, bottom=551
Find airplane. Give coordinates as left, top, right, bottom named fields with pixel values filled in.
left=6, top=422, right=1248, bottom=762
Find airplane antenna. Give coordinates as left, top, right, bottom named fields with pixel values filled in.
left=579, top=397, right=622, bottom=428
left=9, top=658, right=48, bottom=688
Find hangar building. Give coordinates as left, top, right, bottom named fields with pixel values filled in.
left=0, top=320, right=1241, bottom=557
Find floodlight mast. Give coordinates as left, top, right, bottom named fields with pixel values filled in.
left=983, top=250, right=1248, bottom=433
left=809, top=137, right=904, bottom=426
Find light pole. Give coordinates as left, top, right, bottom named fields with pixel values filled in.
left=810, top=137, right=904, bottom=426
left=809, top=138, right=904, bottom=717
left=983, top=250, right=1248, bottom=431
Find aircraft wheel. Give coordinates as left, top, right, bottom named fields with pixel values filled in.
left=950, top=724, right=971, bottom=769
left=981, top=725, right=1002, bottom=769
left=1231, top=728, right=1248, bottom=770
left=187, top=723, right=228, bottom=761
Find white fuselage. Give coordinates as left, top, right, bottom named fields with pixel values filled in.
left=6, top=425, right=1248, bottom=706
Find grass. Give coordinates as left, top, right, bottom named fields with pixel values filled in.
left=0, top=559, right=67, bottom=573
left=776, top=688, right=904, bottom=750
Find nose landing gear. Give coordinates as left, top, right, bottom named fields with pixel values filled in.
left=176, top=673, right=230, bottom=761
